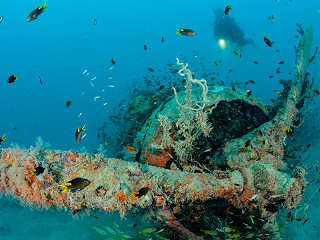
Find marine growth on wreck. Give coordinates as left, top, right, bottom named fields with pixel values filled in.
left=0, top=23, right=317, bottom=239
left=1, top=2, right=320, bottom=240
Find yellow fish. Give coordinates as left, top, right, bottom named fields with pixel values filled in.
left=0, top=134, right=6, bottom=144
left=200, top=229, right=213, bottom=235
left=230, top=233, right=241, bottom=238
left=138, top=227, right=156, bottom=234
left=158, top=237, right=169, bottom=240
left=58, top=177, right=91, bottom=193
left=224, top=227, right=236, bottom=233
left=156, top=228, right=165, bottom=233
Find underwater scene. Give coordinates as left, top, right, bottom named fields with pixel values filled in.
left=1, top=0, right=320, bottom=239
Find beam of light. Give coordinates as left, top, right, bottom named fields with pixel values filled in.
left=218, top=38, right=226, bottom=49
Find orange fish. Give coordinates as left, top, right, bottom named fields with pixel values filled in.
left=124, top=146, right=136, bottom=154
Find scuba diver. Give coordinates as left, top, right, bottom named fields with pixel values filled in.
left=213, top=8, right=254, bottom=50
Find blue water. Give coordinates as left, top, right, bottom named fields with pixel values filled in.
left=0, top=0, right=320, bottom=239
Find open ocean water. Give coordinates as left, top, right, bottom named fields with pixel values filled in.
left=0, top=0, right=320, bottom=239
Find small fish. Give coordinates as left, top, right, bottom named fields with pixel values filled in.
left=161, top=36, right=165, bottom=43
left=156, top=228, right=165, bottom=233
left=224, top=227, right=236, bottom=233
left=78, top=112, right=83, bottom=117
left=111, top=58, right=116, bottom=64
left=253, top=60, right=259, bottom=64
left=264, top=35, right=274, bottom=47
left=144, top=45, right=147, bottom=50
left=303, top=218, right=310, bottom=226
left=249, top=194, right=258, bottom=201
left=89, top=214, right=99, bottom=219
left=228, top=69, right=232, bottom=73
left=113, top=222, right=120, bottom=229
left=147, top=68, right=155, bottom=72
left=224, top=5, right=232, bottom=15
left=104, top=140, right=108, bottom=145
left=103, top=102, right=108, bottom=106
left=203, top=148, right=212, bottom=153
left=108, top=84, right=115, bottom=88
left=103, top=226, right=117, bottom=235
left=66, top=100, right=72, bottom=107
left=249, top=80, right=255, bottom=84
left=0, top=134, right=6, bottom=145
left=269, top=75, right=274, bottom=79
left=246, top=89, right=252, bottom=97
left=230, top=233, right=241, bottom=239
left=8, top=74, right=17, bottom=83
left=38, top=76, right=43, bottom=85
left=286, top=212, right=293, bottom=221
left=93, top=18, right=97, bottom=25
left=118, top=233, right=132, bottom=239
left=90, top=81, right=95, bottom=87
left=58, top=177, right=91, bottom=193
left=276, top=67, right=280, bottom=74
left=176, top=28, right=195, bottom=36
left=90, top=76, right=97, bottom=81
left=215, top=60, right=222, bottom=66
left=134, top=187, right=150, bottom=198
left=270, top=194, right=285, bottom=199
left=82, top=69, right=88, bottom=75
left=124, top=146, right=136, bottom=154
left=268, top=14, right=275, bottom=20
left=30, top=166, right=45, bottom=176
left=93, top=96, right=101, bottom=101
left=81, top=133, right=87, bottom=140
left=279, top=61, right=285, bottom=64
left=200, top=229, right=213, bottom=235
left=27, top=3, right=47, bottom=22
left=92, top=226, right=107, bottom=236
left=233, top=49, right=242, bottom=58
left=0, top=16, right=3, bottom=23
left=138, top=227, right=157, bottom=234
left=75, top=123, right=86, bottom=144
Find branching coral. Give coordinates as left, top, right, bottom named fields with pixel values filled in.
left=157, top=58, right=212, bottom=164
left=172, top=57, right=209, bottom=111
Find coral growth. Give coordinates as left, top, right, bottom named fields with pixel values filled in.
left=156, top=58, right=213, bottom=165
